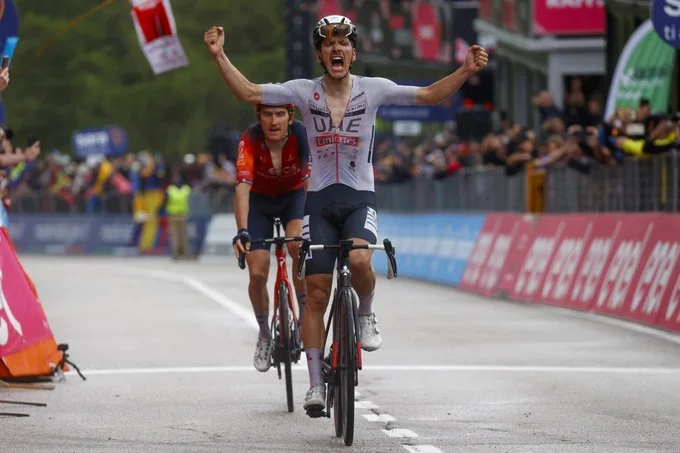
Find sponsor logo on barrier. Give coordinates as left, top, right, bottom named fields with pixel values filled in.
left=34, top=222, right=91, bottom=243
left=631, top=241, right=680, bottom=316
left=596, top=224, right=653, bottom=310
left=481, top=233, right=512, bottom=291
left=460, top=214, right=527, bottom=296
left=463, top=232, right=493, bottom=286
left=98, top=223, right=134, bottom=243
left=514, top=234, right=561, bottom=299
left=541, top=235, right=587, bottom=301
left=570, top=235, right=616, bottom=306
left=665, top=275, right=680, bottom=323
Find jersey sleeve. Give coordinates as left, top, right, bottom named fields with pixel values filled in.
left=291, top=120, right=311, bottom=181
left=260, top=79, right=308, bottom=110
left=368, top=77, right=419, bottom=106
left=235, top=132, right=254, bottom=185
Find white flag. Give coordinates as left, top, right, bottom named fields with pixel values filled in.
left=130, top=0, right=189, bottom=75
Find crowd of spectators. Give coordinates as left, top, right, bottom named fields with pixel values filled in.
left=374, top=78, right=680, bottom=184
left=3, top=73, right=679, bottom=215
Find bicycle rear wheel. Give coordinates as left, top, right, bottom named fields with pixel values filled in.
left=278, top=281, right=294, bottom=413
left=335, top=288, right=356, bottom=446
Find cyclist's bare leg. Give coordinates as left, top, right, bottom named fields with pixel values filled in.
left=348, top=237, right=381, bottom=352
left=302, top=273, right=333, bottom=407
left=348, top=237, right=376, bottom=313
left=285, top=219, right=307, bottom=323
left=246, top=249, right=275, bottom=372
left=246, top=250, right=271, bottom=339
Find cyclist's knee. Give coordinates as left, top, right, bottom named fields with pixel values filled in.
left=247, top=251, right=270, bottom=286
left=305, top=275, right=333, bottom=312
left=349, top=249, right=373, bottom=277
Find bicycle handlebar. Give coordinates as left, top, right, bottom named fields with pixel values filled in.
left=296, top=238, right=398, bottom=280
left=236, top=236, right=305, bottom=270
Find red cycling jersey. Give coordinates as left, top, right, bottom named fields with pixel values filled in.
left=236, top=121, right=311, bottom=198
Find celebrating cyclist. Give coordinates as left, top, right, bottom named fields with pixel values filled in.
left=232, top=102, right=311, bottom=373
left=205, top=14, right=488, bottom=412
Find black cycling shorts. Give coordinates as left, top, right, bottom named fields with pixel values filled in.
left=248, top=188, right=305, bottom=251
left=302, top=184, right=378, bottom=276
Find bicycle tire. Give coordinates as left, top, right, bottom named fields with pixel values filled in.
left=338, top=288, right=356, bottom=446
left=278, top=281, right=294, bottom=413
left=331, top=290, right=343, bottom=438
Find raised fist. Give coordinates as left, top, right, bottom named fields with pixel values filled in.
left=204, top=26, right=225, bottom=57
left=465, top=45, right=489, bottom=74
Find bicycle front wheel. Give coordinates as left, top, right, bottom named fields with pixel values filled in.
left=278, top=281, right=294, bottom=413
left=336, top=288, right=356, bottom=446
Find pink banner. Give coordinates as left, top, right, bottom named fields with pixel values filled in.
left=460, top=214, right=534, bottom=297
left=458, top=212, right=680, bottom=335
left=594, top=214, right=680, bottom=327
left=0, top=229, right=54, bottom=358
left=533, top=0, right=605, bottom=36
left=520, top=215, right=594, bottom=305
left=562, top=216, right=624, bottom=311
left=494, top=217, right=537, bottom=296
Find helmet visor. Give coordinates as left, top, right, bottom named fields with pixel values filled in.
left=317, top=23, right=353, bottom=41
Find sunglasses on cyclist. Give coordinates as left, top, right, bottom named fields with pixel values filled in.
left=317, top=23, right=353, bottom=40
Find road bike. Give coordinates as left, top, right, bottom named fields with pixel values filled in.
left=237, top=218, right=303, bottom=413
left=297, top=238, right=397, bottom=446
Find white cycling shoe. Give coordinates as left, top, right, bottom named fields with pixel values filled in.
left=303, top=384, right=326, bottom=411
left=253, top=336, right=274, bottom=372
left=359, top=313, right=382, bottom=352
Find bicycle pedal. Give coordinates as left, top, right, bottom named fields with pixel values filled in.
left=305, top=407, right=326, bottom=418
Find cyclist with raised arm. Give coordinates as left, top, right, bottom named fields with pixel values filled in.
left=205, top=15, right=488, bottom=412
left=232, top=102, right=311, bottom=373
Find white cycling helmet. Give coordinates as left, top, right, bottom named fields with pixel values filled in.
left=312, top=15, right=357, bottom=49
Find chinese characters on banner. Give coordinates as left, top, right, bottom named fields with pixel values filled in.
left=129, top=0, right=189, bottom=75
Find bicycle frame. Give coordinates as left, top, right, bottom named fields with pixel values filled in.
left=270, top=220, right=299, bottom=336
left=323, top=240, right=362, bottom=375
left=297, top=237, right=397, bottom=437
left=237, top=218, right=304, bottom=412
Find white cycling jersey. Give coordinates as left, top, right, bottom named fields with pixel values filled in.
left=261, top=75, right=419, bottom=193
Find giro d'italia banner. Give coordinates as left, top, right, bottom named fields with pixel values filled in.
left=604, top=19, right=676, bottom=118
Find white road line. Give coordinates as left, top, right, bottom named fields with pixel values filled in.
left=65, top=364, right=680, bottom=377
left=363, top=413, right=397, bottom=423
left=128, top=267, right=258, bottom=330
left=131, top=266, right=680, bottom=348
left=402, top=446, right=445, bottom=453
left=355, top=400, right=379, bottom=409
left=382, top=428, right=419, bottom=438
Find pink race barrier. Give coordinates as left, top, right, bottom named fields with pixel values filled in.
left=460, top=213, right=680, bottom=334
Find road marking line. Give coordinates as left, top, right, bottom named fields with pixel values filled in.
left=65, top=364, right=680, bottom=377
left=363, top=413, right=397, bottom=423
left=355, top=400, right=379, bottom=409
left=402, top=446, right=445, bottom=453
left=130, top=268, right=258, bottom=330
left=382, top=428, right=419, bottom=438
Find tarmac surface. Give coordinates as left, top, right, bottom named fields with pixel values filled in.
left=2, top=255, right=680, bottom=452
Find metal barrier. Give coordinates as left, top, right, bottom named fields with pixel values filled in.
left=7, top=151, right=679, bottom=215
left=375, top=167, right=526, bottom=213
left=543, top=151, right=680, bottom=213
